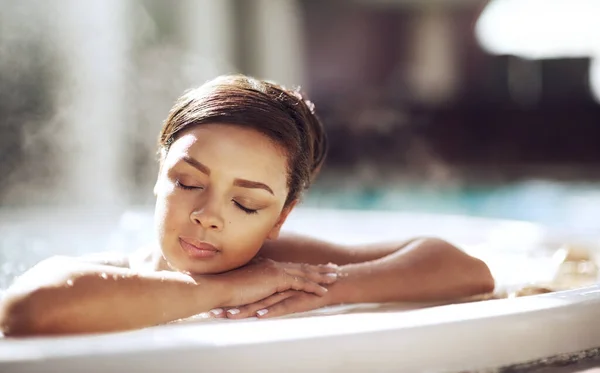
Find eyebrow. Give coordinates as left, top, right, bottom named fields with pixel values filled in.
left=181, top=156, right=274, bottom=195
left=183, top=156, right=211, bottom=175
left=233, top=179, right=274, bottom=195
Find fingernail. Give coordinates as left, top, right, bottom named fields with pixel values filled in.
left=227, top=308, right=240, bottom=315
left=209, top=308, right=223, bottom=316
left=326, top=273, right=338, bottom=278
left=256, top=309, right=268, bottom=317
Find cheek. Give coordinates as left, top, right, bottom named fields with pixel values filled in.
left=153, top=196, right=170, bottom=243
left=222, top=220, right=272, bottom=266
left=226, top=211, right=279, bottom=244
left=154, top=189, right=188, bottom=238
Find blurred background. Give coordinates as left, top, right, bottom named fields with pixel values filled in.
left=1, top=0, right=600, bottom=228
left=4, top=4, right=600, bottom=367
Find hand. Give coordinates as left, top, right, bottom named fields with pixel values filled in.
left=224, top=290, right=330, bottom=319
left=215, top=257, right=338, bottom=308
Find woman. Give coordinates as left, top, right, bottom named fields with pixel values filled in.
left=0, top=75, right=494, bottom=336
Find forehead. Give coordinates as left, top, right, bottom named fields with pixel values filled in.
left=167, top=124, right=289, bottom=191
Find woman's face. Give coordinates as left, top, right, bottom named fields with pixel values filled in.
left=154, top=124, right=294, bottom=274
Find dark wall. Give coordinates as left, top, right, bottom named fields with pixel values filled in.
left=301, top=1, right=600, bottom=182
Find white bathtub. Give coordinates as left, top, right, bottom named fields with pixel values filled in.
left=1, top=207, right=600, bottom=372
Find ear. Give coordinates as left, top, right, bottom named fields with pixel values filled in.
left=267, top=200, right=298, bottom=240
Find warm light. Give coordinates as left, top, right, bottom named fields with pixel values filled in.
left=476, top=0, right=600, bottom=59
left=475, top=0, right=600, bottom=102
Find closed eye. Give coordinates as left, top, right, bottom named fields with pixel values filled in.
left=233, top=200, right=258, bottom=215
left=175, top=180, right=204, bottom=190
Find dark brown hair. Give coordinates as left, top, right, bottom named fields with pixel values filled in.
left=159, top=75, right=328, bottom=206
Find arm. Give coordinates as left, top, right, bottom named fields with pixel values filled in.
left=328, top=238, right=494, bottom=304
left=227, top=237, right=495, bottom=318
left=0, top=256, right=227, bottom=336
left=259, top=232, right=420, bottom=265
left=0, top=255, right=335, bottom=336
left=261, top=233, right=494, bottom=300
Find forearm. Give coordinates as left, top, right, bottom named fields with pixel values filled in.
left=0, top=258, right=227, bottom=336
left=327, top=238, right=495, bottom=304
left=260, top=233, right=420, bottom=265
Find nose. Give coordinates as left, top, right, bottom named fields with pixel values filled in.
left=190, top=205, right=224, bottom=231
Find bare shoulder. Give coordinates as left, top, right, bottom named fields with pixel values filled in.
left=75, top=247, right=157, bottom=271
left=76, top=251, right=132, bottom=268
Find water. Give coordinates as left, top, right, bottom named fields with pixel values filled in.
left=1, top=182, right=600, bottom=371
left=0, top=208, right=153, bottom=291
left=305, top=180, right=600, bottom=232
left=1, top=180, right=599, bottom=291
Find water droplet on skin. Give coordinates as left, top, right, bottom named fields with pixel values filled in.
left=66, top=279, right=74, bottom=286
left=100, top=273, right=108, bottom=279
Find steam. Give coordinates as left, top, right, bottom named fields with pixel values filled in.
left=0, top=0, right=237, bottom=208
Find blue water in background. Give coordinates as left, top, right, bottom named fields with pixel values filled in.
left=1, top=179, right=599, bottom=290
left=305, top=180, right=600, bottom=232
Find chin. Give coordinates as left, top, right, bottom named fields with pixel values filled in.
left=164, top=253, right=230, bottom=275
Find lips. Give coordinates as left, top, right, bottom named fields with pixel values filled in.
left=179, top=237, right=220, bottom=259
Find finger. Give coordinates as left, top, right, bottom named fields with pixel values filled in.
left=196, top=308, right=227, bottom=319
left=208, top=308, right=227, bottom=319
left=285, top=262, right=338, bottom=274
left=288, top=262, right=338, bottom=272
left=258, top=296, right=315, bottom=318
left=315, top=263, right=340, bottom=273
left=285, top=276, right=329, bottom=296
left=226, top=292, right=295, bottom=319
left=226, top=291, right=296, bottom=319
left=284, top=266, right=338, bottom=285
